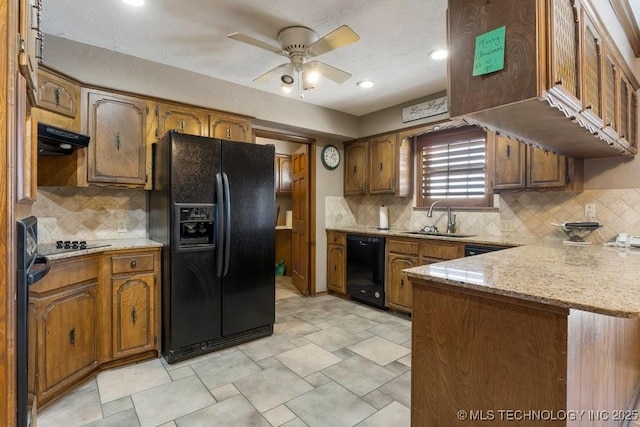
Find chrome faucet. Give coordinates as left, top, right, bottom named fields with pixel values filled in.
left=427, top=201, right=456, bottom=234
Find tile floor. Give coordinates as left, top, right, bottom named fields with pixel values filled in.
left=37, top=278, right=412, bottom=427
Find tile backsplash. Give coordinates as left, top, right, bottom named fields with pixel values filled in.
left=33, top=187, right=147, bottom=243
left=326, top=188, right=640, bottom=244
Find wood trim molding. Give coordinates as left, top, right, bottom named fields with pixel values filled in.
left=608, top=0, right=640, bottom=57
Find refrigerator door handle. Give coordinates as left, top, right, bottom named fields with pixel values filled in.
left=216, top=172, right=225, bottom=277
left=222, top=172, right=231, bottom=276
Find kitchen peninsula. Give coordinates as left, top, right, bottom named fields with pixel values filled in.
left=404, top=243, right=640, bottom=426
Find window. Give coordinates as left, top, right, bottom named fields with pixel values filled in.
left=416, top=126, right=490, bottom=208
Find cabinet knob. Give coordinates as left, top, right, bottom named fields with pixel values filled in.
left=130, top=260, right=137, bottom=269
left=400, top=279, right=404, bottom=287
left=131, top=307, right=137, bottom=325
left=380, top=162, right=383, bottom=172
left=334, top=265, right=337, bottom=271
left=69, top=327, right=76, bottom=346
left=115, top=132, right=121, bottom=150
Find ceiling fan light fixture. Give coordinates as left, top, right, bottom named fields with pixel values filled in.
left=429, top=48, right=448, bottom=60
left=281, top=74, right=294, bottom=85
left=357, top=80, right=374, bottom=88
left=281, top=82, right=293, bottom=93
left=302, top=71, right=316, bottom=91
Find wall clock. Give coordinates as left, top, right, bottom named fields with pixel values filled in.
left=321, top=145, right=340, bottom=170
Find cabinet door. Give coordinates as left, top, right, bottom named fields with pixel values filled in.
left=18, top=0, right=41, bottom=101
left=157, top=104, right=208, bottom=138
left=368, top=134, right=397, bottom=194
left=37, top=69, right=79, bottom=119
left=527, top=146, right=567, bottom=188
left=581, top=10, right=603, bottom=122
left=87, top=91, right=148, bottom=186
left=112, top=274, right=156, bottom=359
left=327, top=245, right=345, bottom=293
left=492, top=135, right=525, bottom=190
left=209, top=113, right=253, bottom=143
left=276, top=154, right=292, bottom=195
left=387, top=254, right=417, bottom=311
left=344, top=141, right=367, bottom=195
left=619, top=73, right=631, bottom=143
left=547, top=0, right=581, bottom=110
left=40, top=284, right=98, bottom=397
left=603, top=51, right=618, bottom=134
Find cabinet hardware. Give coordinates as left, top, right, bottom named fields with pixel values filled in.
left=506, top=144, right=511, bottom=160
left=400, top=278, right=404, bottom=287
left=69, top=327, right=76, bottom=345
left=54, top=87, right=60, bottom=106
left=555, top=79, right=563, bottom=86
left=353, top=165, right=357, bottom=174
left=131, top=307, right=137, bottom=325
left=226, top=128, right=231, bottom=139
left=179, top=120, right=185, bottom=131
left=130, top=260, right=137, bottom=269
left=380, top=162, right=383, bottom=172
left=115, top=132, right=121, bottom=150
left=334, top=265, right=337, bottom=271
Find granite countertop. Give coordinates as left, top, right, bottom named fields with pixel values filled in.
left=403, top=242, right=640, bottom=318
left=39, top=238, right=163, bottom=260
left=325, top=226, right=542, bottom=247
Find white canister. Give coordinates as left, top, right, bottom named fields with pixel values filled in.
left=379, top=205, right=389, bottom=230
left=285, top=210, right=293, bottom=227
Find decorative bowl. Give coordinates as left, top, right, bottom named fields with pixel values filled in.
left=556, top=222, right=603, bottom=242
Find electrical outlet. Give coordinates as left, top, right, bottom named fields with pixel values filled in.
left=584, top=203, right=596, bottom=219
left=117, top=220, right=127, bottom=233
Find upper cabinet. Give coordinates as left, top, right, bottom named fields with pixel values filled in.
left=275, top=154, right=292, bottom=195
left=86, top=89, right=150, bottom=187
left=209, top=112, right=253, bottom=143
left=18, top=0, right=42, bottom=102
left=344, top=132, right=412, bottom=197
left=34, top=67, right=81, bottom=131
left=155, top=103, right=209, bottom=139
left=447, top=0, right=639, bottom=159
left=492, top=134, right=583, bottom=192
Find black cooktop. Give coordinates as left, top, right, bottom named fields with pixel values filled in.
left=39, top=240, right=111, bottom=256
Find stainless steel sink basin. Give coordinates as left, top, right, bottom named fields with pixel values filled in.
left=404, top=231, right=476, bottom=238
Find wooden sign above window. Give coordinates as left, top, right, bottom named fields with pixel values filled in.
left=402, top=96, right=448, bottom=123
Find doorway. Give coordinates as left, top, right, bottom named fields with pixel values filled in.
left=255, top=130, right=316, bottom=297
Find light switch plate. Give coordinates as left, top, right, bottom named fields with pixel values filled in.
left=584, top=203, right=596, bottom=219
left=117, top=220, right=127, bottom=233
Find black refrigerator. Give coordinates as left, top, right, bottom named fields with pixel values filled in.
left=149, top=132, right=275, bottom=363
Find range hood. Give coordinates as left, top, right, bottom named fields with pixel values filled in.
left=37, top=123, right=90, bottom=156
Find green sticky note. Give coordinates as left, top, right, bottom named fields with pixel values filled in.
left=472, top=26, right=506, bottom=76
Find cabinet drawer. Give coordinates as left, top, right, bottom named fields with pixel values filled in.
left=327, top=232, right=346, bottom=246
left=420, top=242, right=464, bottom=260
left=31, top=257, right=99, bottom=293
left=387, top=239, right=420, bottom=256
left=112, top=253, right=155, bottom=274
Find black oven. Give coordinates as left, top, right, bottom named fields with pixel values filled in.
left=17, top=217, right=50, bottom=426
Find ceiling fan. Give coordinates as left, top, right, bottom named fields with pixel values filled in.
left=227, top=25, right=360, bottom=90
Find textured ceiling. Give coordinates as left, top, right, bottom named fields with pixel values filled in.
left=41, top=0, right=448, bottom=117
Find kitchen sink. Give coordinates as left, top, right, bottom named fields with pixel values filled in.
left=404, top=231, right=476, bottom=238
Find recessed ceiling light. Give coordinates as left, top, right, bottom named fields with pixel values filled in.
left=357, top=80, right=374, bottom=88
left=429, top=49, right=448, bottom=60
left=122, top=0, right=144, bottom=6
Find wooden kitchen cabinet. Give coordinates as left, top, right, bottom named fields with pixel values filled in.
left=492, top=134, right=583, bottom=192
left=36, top=67, right=80, bottom=125
left=29, top=256, right=99, bottom=406
left=111, top=252, right=157, bottom=360
left=344, top=140, right=368, bottom=195
left=420, top=240, right=464, bottom=265
left=275, top=154, right=292, bottom=195
left=86, top=89, right=150, bottom=187
left=344, top=133, right=412, bottom=196
left=447, top=0, right=639, bottom=158
left=18, top=0, right=42, bottom=102
left=326, top=231, right=346, bottom=294
left=155, top=102, right=208, bottom=139
left=386, top=239, right=420, bottom=313
left=209, top=111, right=253, bottom=143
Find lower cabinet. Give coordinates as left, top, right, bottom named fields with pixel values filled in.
left=326, top=231, right=346, bottom=294
left=111, top=252, right=157, bottom=359
left=29, top=256, right=99, bottom=405
left=29, top=248, right=160, bottom=409
left=387, top=253, right=418, bottom=312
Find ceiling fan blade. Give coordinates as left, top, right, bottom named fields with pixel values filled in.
left=305, top=61, right=352, bottom=84
left=254, top=64, right=288, bottom=82
left=307, top=25, right=360, bottom=57
left=227, top=32, right=284, bottom=56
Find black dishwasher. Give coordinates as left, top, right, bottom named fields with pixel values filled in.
left=346, top=234, right=386, bottom=310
